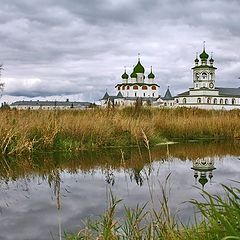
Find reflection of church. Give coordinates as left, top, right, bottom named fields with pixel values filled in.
left=191, top=157, right=216, bottom=188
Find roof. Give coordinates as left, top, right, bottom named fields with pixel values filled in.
left=176, top=90, right=190, bottom=97
left=115, top=83, right=159, bottom=87
left=176, top=87, right=240, bottom=98
left=10, top=100, right=91, bottom=107
left=102, top=92, right=109, bottom=100
left=116, top=91, right=124, bottom=98
left=192, top=65, right=217, bottom=70
left=123, top=97, right=158, bottom=101
left=162, top=88, right=174, bottom=100
left=217, top=87, right=240, bottom=97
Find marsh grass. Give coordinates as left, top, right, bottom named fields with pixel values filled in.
left=0, top=107, right=240, bottom=156
left=65, top=183, right=240, bottom=240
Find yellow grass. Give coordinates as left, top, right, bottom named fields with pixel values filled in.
left=0, top=107, right=240, bottom=155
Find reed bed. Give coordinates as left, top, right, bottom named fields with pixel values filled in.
left=0, top=107, right=240, bottom=155
left=65, top=184, right=240, bottom=240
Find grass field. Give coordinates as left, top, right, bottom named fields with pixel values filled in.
left=0, top=107, right=240, bottom=155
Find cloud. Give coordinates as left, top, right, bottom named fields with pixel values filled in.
left=0, top=0, right=240, bottom=102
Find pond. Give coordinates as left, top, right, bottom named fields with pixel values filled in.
left=0, top=141, right=240, bottom=240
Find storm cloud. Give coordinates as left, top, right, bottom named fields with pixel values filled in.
left=0, top=0, right=240, bottom=102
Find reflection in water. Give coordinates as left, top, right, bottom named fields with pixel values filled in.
left=0, top=141, right=240, bottom=240
left=48, top=170, right=62, bottom=240
left=191, top=157, right=216, bottom=188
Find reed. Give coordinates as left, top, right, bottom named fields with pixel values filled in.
left=65, top=184, right=240, bottom=240
left=0, top=107, right=240, bottom=155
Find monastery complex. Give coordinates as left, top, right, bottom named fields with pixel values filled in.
left=101, top=45, right=240, bottom=110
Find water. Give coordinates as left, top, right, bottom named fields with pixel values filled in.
left=0, top=141, right=240, bottom=240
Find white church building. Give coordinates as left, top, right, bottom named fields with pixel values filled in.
left=101, top=56, right=160, bottom=107
left=173, top=45, right=240, bottom=109
left=101, top=45, right=240, bottom=110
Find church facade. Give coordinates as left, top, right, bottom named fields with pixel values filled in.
left=101, top=45, right=240, bottom=109
left=101, top=56, right=160, bottom=107
left=173, top=45, right=240, bottom=110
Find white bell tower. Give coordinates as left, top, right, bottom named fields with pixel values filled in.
left=192, top=43, right=217, bottom=90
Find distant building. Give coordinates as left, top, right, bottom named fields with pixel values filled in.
left=172, top=44, right=240, bottom=109
left=102, top=45, right=240, bottom=110
left=10, top=100, right=92, bottom=110
left=101, top=56, right=160, bottom=107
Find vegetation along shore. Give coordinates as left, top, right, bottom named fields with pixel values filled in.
left=0, top=107, right=240, bottom=156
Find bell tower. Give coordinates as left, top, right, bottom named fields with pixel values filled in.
left=192, top=43, right=217, bottom=90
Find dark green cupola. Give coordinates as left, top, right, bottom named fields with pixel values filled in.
left=200, top=42, right=209, bottom=60
left=199, top=175, right=208, bottom=188
left=130, top=65, right=137, bottom=78
left=209, top=52, right=214, bottom=64
left=148, top=66, right=155, bottom=79
left=121, top=67, right=129, bottom=79
left=133, top=55, right=145, bottom=73
left=194, top=52, right=199, bottom=63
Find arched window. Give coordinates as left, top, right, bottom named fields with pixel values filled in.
left=207, top=98, right=211, bottom=104
left=220, top=99, right=223, bottom=104
left=122, top=86, right=125, bottom=90
left=127, top=85, right=130, bottom=90
left=197, top=98, right=201, bottom=104
left=133, top=85, right=138, bottom=90
left=143, top=93, right=145, bottom=97
left=225, top=99, right=228, bottom=104
left=118, top=86, right=120, bottom=90
left=183, top=98, right=187, bottom=104
left=152, top=86, right=156, bottom=90
left=213, top=98, right=217, bottom=104
left=202, top=72, right=207, bottom=79
left=134, top=92, right=137, bottom=97
left=195, top=73, right=199, bottom=80
left=176, top=99, right=179, bottom=103
left=232, top=98, right=235, bottom=105
left=142, top=86, right=147, bottom=90
left=152, top=93, right=155, bottom=97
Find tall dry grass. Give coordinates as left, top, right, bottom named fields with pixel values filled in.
left=0, top=107, right=240, bottom=155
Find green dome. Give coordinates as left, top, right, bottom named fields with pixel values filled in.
left=209, top=57, right=214, bottom=63
left=121, top=70, right=129, bottom=79
left=200, top=49, right=209, bottom=60
left=199, top=176, right=208, bottom=188
left=130, top=71, right=137, bottom=78
left=148, top=67, right=155, bottom=79
left=134, top=59, right=145, bottom=73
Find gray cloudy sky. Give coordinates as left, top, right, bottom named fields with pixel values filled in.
left=0, top=0, right=240, bottom=103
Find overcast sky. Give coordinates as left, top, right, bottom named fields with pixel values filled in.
left=0, top=0, right=240, bottom=103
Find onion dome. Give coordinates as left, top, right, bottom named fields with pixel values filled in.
left=199, top=175, right=208, bottom=188
left=130, top=71, right=137, bottom=78
left=130, top=65, right=137, bottom=78
left=195, top=52, right=199, bottom=63
left=200, top=49, right=209, bottom=60
left=134, top=57, right=145, bottom=73
left=209, top=53, right=214, bottom=64
left=121, top=67, right=129, bottom=79
left=200, top=42, right=209, bottom=60
left=148, top=66, right=155, bottom=79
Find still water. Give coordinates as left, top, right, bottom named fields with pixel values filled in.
left=0, top=141, right=240, bottom=240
